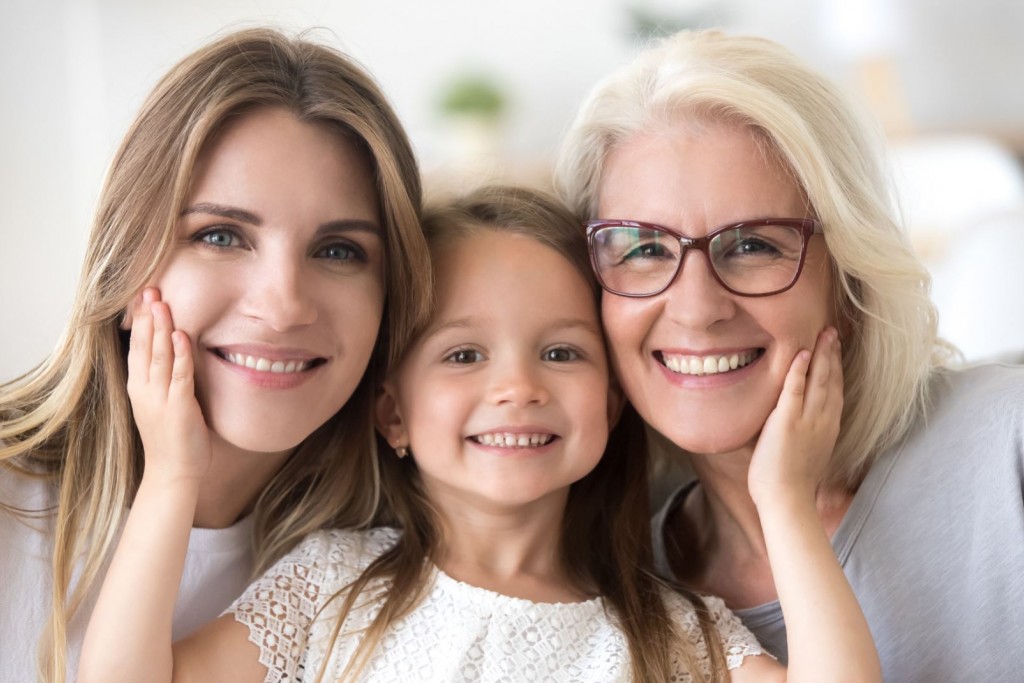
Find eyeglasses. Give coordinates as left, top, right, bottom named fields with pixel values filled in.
left=584, top=218, right=823, bottom=298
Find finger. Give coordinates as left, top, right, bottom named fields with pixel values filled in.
left=802, top=328, right=836, bottom=418
left=149, top=301, right=175, bottom=390
left=127, top=291, right=154, bottom=387
left=777, top=348, right=812, bottom=419
left=827, top=331, right=844, bottom=414
left=169, top=330, right=196, bottom=399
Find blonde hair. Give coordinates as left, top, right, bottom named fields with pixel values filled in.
left=0, top=27, right=430, bottom=682
left=555, top=29, right=954, bottom=490
left=310, top=186, right=727, bottom=682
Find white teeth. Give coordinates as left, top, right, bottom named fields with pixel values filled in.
left=223, top=352, right=311, bottom=374
left=662, top=351, right=759, bottom=376
left=474, top=432, right=554, bottom=448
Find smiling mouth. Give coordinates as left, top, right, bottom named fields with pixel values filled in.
left=657, top=349, right=764, bottom=376
left=470, top=433, right=557, bottom=448
left=213, top=350, right=326, bottom=374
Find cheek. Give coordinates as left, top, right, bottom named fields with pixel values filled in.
left=147, top=258, right=229, bottom=337
left=321, top=272, right=387, bottom=344
left=601, top=296, right=648, bottom=357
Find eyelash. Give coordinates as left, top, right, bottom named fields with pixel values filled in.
left=193, top=227, right=243, bottom=249
left=441, top=345, right=584, bottom=365
left=314, top=241, right=367, bottom=263
left=444, top=348, right=484, bottom=364
left=542, top=346, right=582, bottom=362
left=191, top=228, right=368, bottom=263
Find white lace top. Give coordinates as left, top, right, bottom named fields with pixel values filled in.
left=228, top=528, right=764, bottom=682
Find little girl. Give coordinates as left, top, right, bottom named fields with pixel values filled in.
left=80, top=186, right=878, bottom=681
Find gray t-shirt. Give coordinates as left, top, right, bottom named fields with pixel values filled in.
left=652, top=363, right=1024, bottom=682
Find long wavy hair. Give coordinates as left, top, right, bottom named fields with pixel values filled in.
left=309, top=186, right=727, bottom=682
left=0, top=28, right=431, bottom=682
left=555, top=29, right=956, bottom=491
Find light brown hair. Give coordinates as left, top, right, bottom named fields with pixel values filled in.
left=312, top=185, right=727, bottom=682
left=0, top=27, right=431, bottom=681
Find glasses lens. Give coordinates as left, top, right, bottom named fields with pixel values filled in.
left=592, top=225, right=681, bottom=295
left=708, top=224, right=805, bottom=295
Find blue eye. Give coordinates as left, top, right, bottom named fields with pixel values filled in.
left=317, top=242, right=366, bottom=262
left=197, top=228, right=241, bottom=248
left=445, top=349, right=484, bottom=364
left=543, top=347, right=579, bottom=362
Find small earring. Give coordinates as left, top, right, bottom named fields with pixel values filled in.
left=395, top=445, right=409, bottom=458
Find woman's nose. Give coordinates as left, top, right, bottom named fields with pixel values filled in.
left=242, top=253, right=318, bottom=330
left=660, top=249, right=737, bottom=328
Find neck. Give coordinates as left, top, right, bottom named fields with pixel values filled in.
left=688, top=445, right=767, bottom=556
left=192, top=435, right=292, bottom=529
left=671, top=445, right=854, bottom=607
left=426, top=482, right=586, bottom=603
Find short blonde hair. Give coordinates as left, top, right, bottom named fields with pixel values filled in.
left=555, top=29, right=954, bottom=490
left=0, top=27, right=430, bottom=681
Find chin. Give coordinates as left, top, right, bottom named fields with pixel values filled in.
left=209, top=416, right=322, bottom=454
left=657, top=419, right=760, bottom=456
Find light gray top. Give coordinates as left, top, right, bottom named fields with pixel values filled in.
left=653, top=363, right=1024, bottom=682
left=0, top=469, right=255, bottom=682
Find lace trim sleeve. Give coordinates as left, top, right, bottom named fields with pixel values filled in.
left=701, top=594, right=769, bottom=669
left=225, top=528, right=398, bottom=682
left=665, top=590, right=769, bottom=678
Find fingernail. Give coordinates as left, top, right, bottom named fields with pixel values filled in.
left=142, top=288, right=156, bottom=303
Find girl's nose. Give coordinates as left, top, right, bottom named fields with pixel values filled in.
left=487, top=359, right=550, bottom=407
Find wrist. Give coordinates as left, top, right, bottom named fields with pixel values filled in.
left=138, top=468, right=203, bottom=497
left=751, top=484, right=816, bottom=517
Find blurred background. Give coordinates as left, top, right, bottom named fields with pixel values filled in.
left=3, top=0, right=1023, bottom=382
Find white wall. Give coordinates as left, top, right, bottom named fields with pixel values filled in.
left=3, top=0, right=1024, bottom=381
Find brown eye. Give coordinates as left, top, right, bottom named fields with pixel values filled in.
left=445, top=349, right=484, bottom=364
left=543, top=347, right=579, bottom=362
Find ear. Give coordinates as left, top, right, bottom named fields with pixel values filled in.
left=606, top=374, right=627, bottom=429
left=374, top=379, right=407, bottom=448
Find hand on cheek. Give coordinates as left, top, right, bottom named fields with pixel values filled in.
left=126, top=287, right=212, bottom=485
left=747, top=327, right=843, bottom=508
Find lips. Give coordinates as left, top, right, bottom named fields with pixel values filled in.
left=657, top=348, right=764, bottom=376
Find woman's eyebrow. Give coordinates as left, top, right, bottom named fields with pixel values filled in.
left=180, top=205, right=381, bottom=236
left=181, top=202, right=261, bottom=224
left=316, top=219, right=382, bottom=236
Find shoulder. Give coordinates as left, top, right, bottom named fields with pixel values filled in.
left=662, top=589, right=766, bottom=671
left=226, top=528, right=401, bottom=649
left=929, top=363, right=1024, bottom=414
left=913, top=364, right=1024, bottom=457
left=275, top=526, right=401, bottom=579
left=0, top=462, right=55, bottom=510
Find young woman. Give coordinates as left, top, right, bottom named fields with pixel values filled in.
left=555, top=29, right=1024, bottom=681
left=80, top=186, right=879, bottom=681
left=0, top=28, right=430, bottom=682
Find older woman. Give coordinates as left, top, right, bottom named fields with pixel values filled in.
left=556, top=30, right=1023, bottom=682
